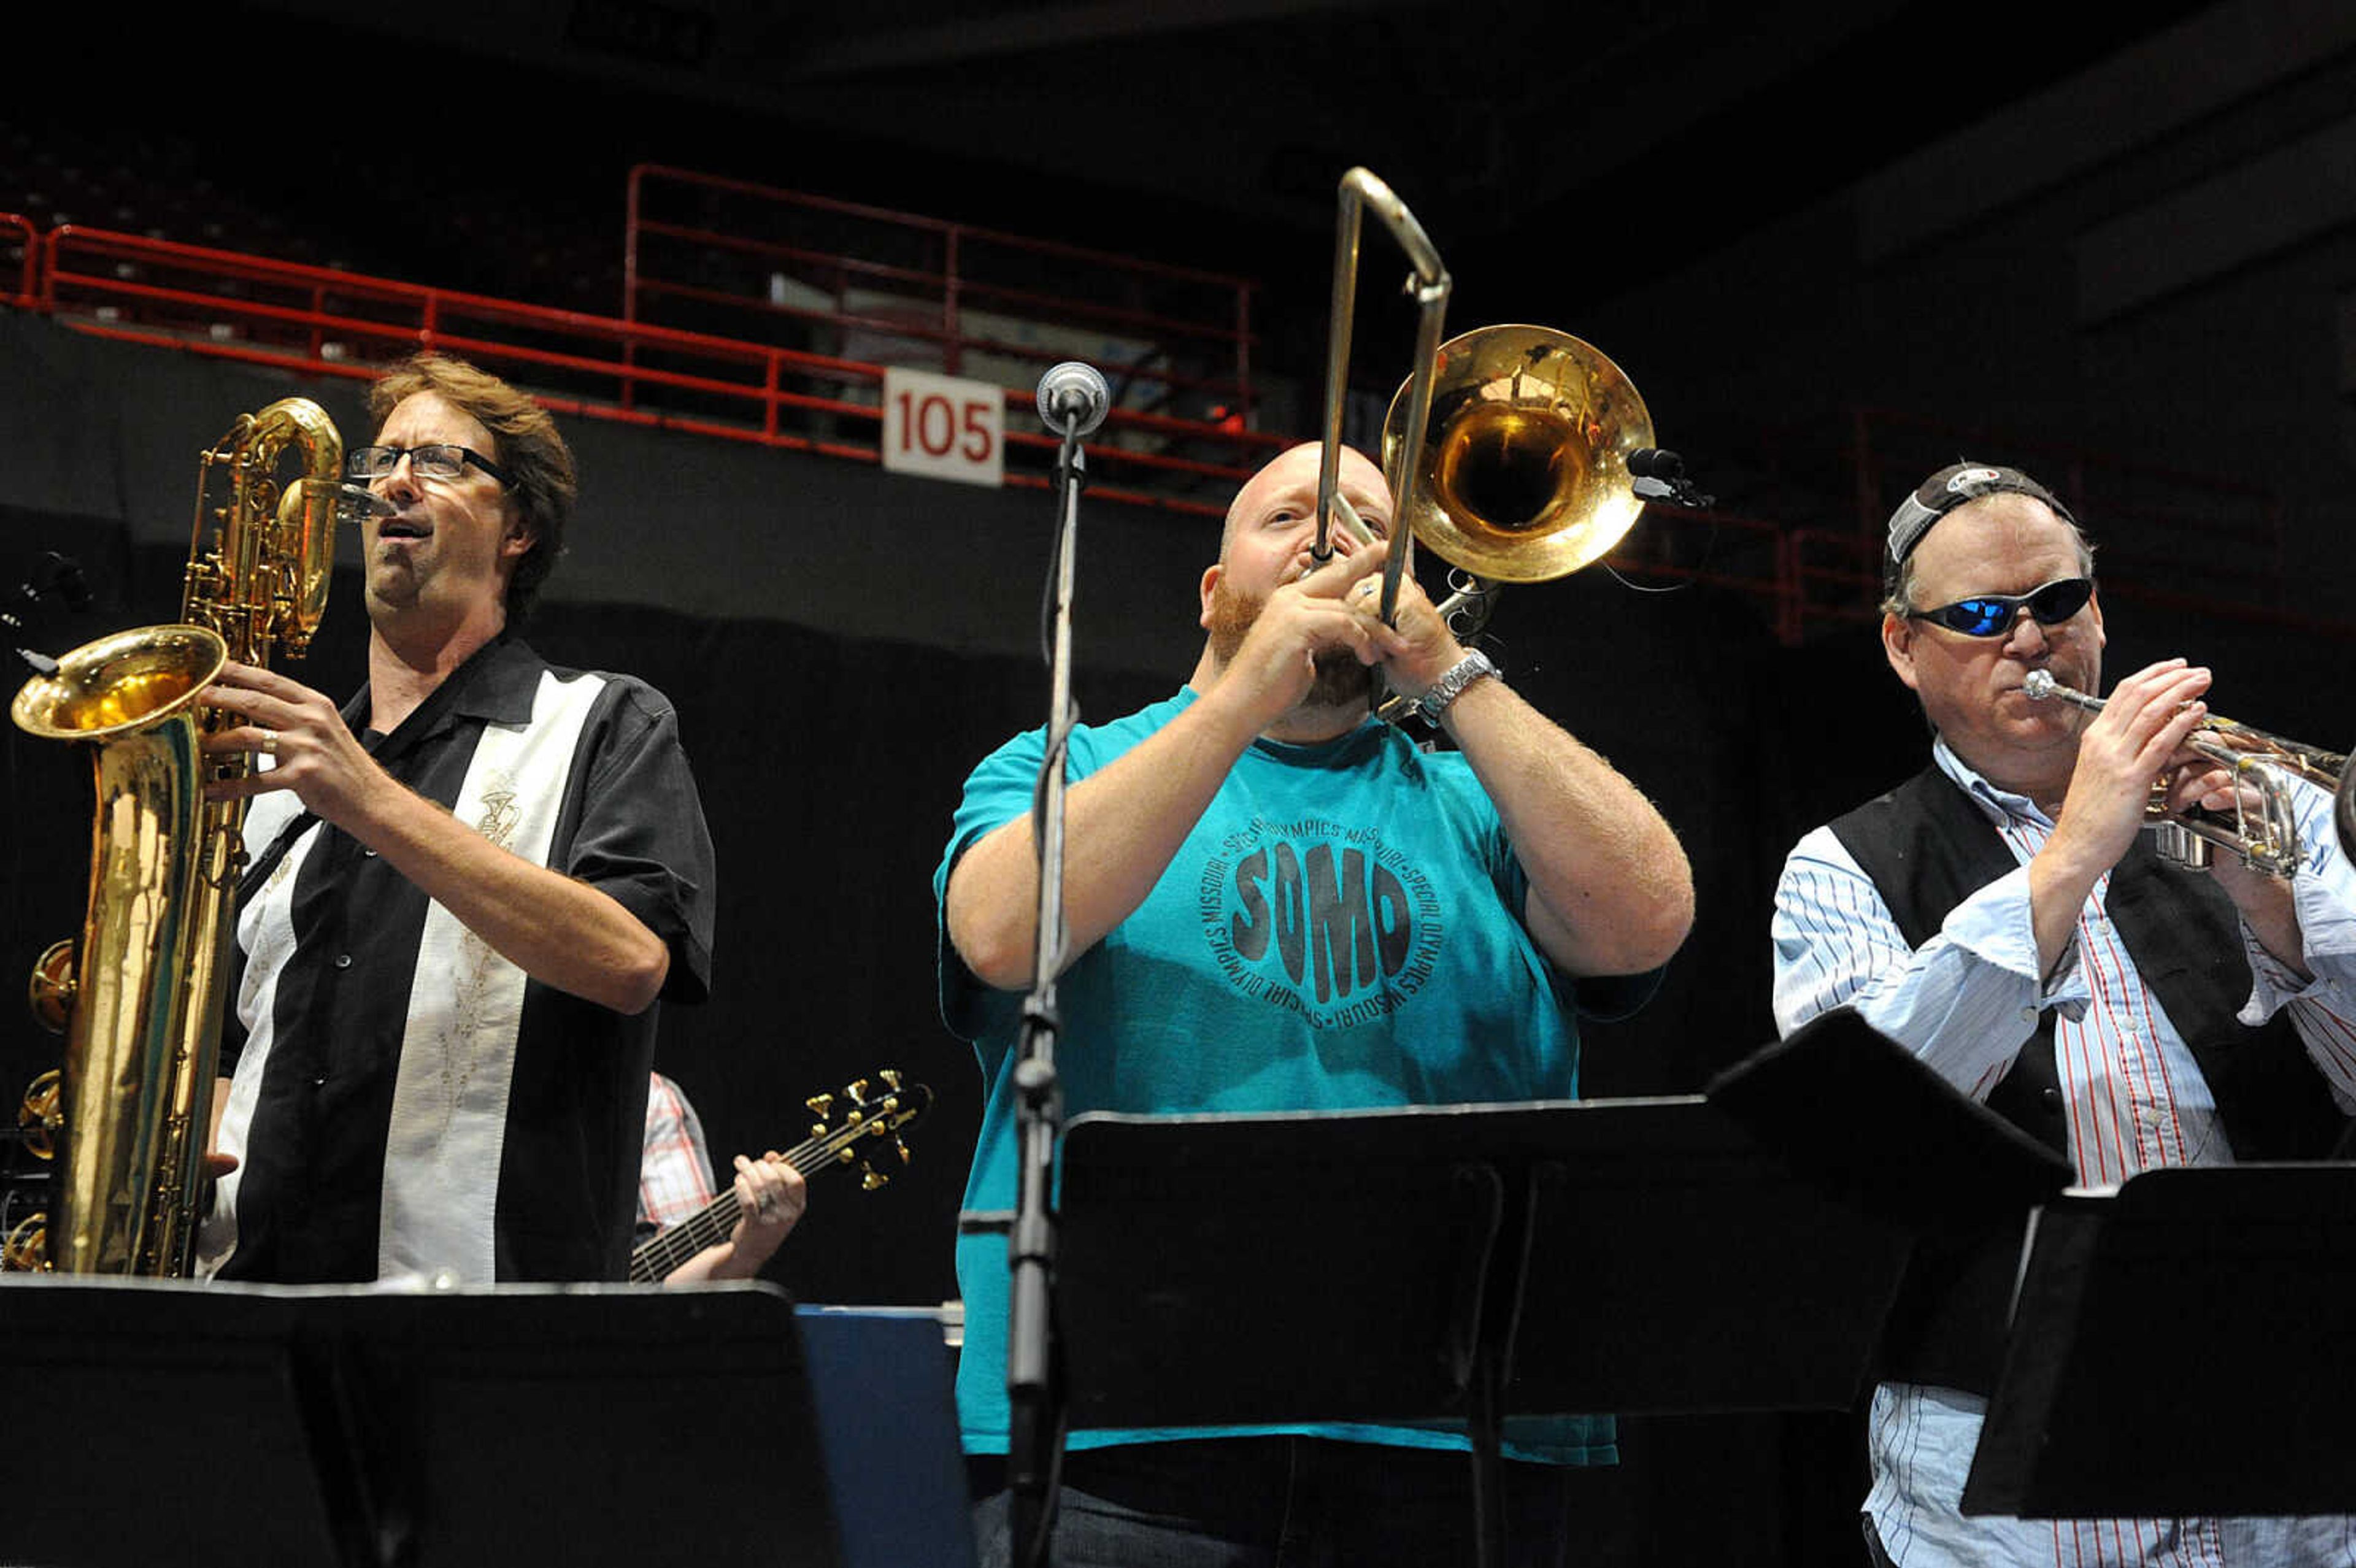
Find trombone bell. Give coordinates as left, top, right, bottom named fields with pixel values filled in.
left=1384, top=325, right=1655, bottom=585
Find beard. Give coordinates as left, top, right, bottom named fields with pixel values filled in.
left=1204, top=578, right=1376, bottom=712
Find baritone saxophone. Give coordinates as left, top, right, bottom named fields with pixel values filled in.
left=8, top=397, right=343, bottom=1275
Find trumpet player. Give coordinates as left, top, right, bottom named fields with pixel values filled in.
left=1773, top=461, right=2356, bottom=1568
left=939, top=440, right=1693, bottom=1567
left=191, top=353, right=717, bottom=1286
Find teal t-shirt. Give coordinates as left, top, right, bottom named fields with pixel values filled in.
left=936, top=690, right=1656, bottom=1465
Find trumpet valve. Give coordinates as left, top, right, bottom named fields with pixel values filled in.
left=2150, top=819, right=2214, bottom=870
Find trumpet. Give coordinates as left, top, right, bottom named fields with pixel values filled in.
left=2022, top=669, right=2354, bottom=875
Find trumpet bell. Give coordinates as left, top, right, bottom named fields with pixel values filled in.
left=1383, top=325, right=1655, bottom=584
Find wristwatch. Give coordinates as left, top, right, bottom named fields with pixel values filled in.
left=1417, top=649, right=1498, bottom=721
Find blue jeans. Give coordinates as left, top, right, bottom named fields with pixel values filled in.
left=970, top=1437, right=1578, bottom=1567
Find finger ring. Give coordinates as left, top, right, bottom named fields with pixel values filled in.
left=258, top=729, right=279, bottom=756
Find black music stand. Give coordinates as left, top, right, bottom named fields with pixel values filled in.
left=1054, top=1092, right=1917, bottom=1560
left=1963, top=1164, right=2356, bottom=1519
left=0, top=1277, right=841, bottom=1568
left=1707, top=1008, right=2077, bottom=1397
left=1703, top=1007, right=2075, bottom=1236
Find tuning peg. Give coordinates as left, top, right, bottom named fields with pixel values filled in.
left=846, top=1078, right=872, bottom=1105
left=880, top=1069, right=903, bottom=1090
left=860, top=1166, right=890, bottom=1191
left=806, top=1091, right=834, bottom=1119
left=891, top=1136, right=912, bottom=1167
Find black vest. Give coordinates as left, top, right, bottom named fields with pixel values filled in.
left=1828, top=764, right=2347, bottom=1391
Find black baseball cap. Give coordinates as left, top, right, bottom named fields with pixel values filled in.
left=1884, top=462, right=2077, bottom=591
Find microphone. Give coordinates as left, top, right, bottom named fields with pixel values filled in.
left=44, top=553, right=91, bottom=612
left=4, top=553, right=92, bottom=654
left=1626, top=448, right=1714, bottom=508
left=1036, top=361, right=1111, bottom=439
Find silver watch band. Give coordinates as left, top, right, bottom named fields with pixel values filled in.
left=1417, top=648, right=1498, bottom=720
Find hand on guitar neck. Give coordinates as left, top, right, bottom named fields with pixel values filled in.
left=661, top=1151, right=806, bottom=1285
left=633, top=1070, right=931, bottom=1287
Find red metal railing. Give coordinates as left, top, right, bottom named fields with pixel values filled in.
left=1816, top=406, right=2356, bottom=639
left=626, top=164, right=1265, bottom=424
left=1850, top=407, right=2290, bottom=611
left=1782, top=528, right=1884, bottom=648
left=13, top=209, right=2327, bottom=645
left=14, top=222, right=1803, bottom=629
left=37, top=225, right=1257, bottom=515
left=2, top=213, right=37, bottom=307
left=1604, top=505, right=1796, bottom=628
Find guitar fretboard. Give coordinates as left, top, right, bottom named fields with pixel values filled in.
left=628, top=1129, right=835, bottom=1285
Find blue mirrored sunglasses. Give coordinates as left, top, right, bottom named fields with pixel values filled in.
left=1910, top=576, right=2094, bottom=637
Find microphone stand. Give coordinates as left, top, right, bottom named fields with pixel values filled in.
left=6, top=553, right=90, bottom=677
left=1007, top=365, right=1104, bottom=1568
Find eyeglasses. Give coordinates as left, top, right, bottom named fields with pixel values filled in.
left=1909, top=576, right=2094, bottom=637
left=346, top=444, right=514, bottom=487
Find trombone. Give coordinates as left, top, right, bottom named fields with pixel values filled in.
left=1311, top=168, right=1660, bottom=673
left=2023, top=670, right=2355, bottom=874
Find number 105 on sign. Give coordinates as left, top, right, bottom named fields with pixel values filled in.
left=882, top=369, right=1004, bottom=488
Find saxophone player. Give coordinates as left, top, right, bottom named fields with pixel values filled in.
left=193, top=353, right=717, bottom=1285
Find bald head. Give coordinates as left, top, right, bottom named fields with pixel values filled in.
left=1219, top=442, right=1390, bottom=562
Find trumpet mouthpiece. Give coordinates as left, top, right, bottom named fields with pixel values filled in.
left=2020, top=669, right=2108, bottom=713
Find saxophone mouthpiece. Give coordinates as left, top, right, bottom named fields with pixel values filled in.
left=336, top=484, right=398, bottom=526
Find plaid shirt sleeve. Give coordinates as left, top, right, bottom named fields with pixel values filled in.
left=637, top=1072, right=719, bottom=1237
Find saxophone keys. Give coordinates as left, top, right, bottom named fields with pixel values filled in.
left=28, top=939, right=77, bottom=1034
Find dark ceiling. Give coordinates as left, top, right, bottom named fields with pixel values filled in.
left=34, top=0, right=2214, bottom=375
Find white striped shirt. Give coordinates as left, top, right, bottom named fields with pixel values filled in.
left=1773, top=736, right=2356, bottom=1567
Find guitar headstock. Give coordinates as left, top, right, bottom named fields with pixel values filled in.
left=804, top=1069, right=932, bottom=1191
